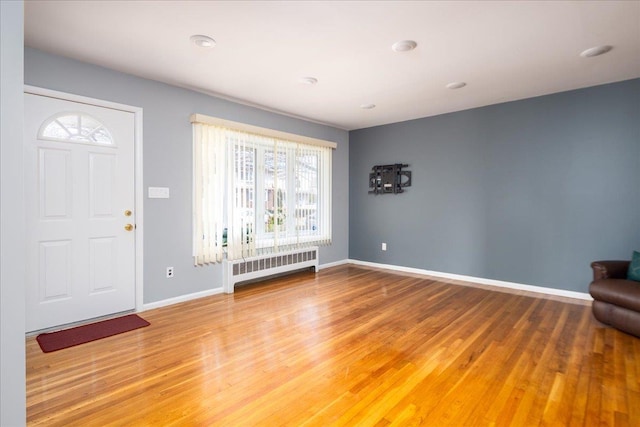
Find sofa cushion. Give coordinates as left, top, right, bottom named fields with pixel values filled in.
left=628, top=250, right=640, bottom=282
left=590, top=279, right=640, bottom=312
left=592, top=301, right=640, bottom=338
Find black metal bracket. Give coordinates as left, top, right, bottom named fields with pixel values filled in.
left=369, top=164, right=412, bottom=194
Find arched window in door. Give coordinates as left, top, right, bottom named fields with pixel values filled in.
left=38, top=112, right=114, bottom=145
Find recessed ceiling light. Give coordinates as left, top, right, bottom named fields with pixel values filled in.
left=299, top=77, right=318, bottom=85
left=392, top=40, right=417, bottom=52
left=360, top=103, right=376, bottom=110
left=446, top=82, right=467, bottom=90
left=190, top=35, right=216, bottom=48
left=580, top=45, right=613, bottom=58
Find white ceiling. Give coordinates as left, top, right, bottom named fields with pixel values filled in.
left=25, top=1, right=640, bottom=131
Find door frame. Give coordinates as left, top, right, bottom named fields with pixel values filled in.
left=24, top=85, right=144, bottom=313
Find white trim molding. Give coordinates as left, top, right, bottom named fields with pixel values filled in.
left=318, top=258, right=350, bottom=270
left=348, top=259, right=592, bottom=301
left=142, top=287, right=225, bottom=312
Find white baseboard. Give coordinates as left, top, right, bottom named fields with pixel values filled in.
left=142, top=287, right=225, bottom=311
left=141, top=258, right=350, bottom=312
left=318, top=258, right=350, bottom=270
left=140, top=258, right=590, bottom=313
left=348, top=259, right=592, bottom=301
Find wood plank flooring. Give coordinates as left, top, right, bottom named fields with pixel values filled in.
left=26, top=265, right=640, bottom=426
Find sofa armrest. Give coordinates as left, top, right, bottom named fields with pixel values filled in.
left=591, top=260, right=631, bottom=280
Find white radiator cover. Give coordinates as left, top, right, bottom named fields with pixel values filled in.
left=222, top=246, right=319, bottom=293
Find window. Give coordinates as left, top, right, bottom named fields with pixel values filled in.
left=192, top=115, right=334, bottom=265
left=38, top=112, right=114, bottom=145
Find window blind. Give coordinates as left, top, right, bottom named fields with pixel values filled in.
left=192, top=116, right=333, bottom=265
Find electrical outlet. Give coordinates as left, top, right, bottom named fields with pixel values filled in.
left=166, top=267, right=174, bottom=278
left=382, top=243, right=387, bottom=251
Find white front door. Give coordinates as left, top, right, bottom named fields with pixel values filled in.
left=24, top=93, right=136, bottom=332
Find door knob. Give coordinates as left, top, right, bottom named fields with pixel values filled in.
left=124, top=224, right=134, bottom=231
left=124, top=210, right=132, bottom=216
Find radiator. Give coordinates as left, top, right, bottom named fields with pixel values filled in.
left=222, top=246, right=319, bottom=293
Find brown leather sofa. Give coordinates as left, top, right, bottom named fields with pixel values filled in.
left=589, top=260, right=640, bottom=337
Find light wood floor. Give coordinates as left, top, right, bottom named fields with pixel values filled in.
left=26, top=265, right=640, bottom=426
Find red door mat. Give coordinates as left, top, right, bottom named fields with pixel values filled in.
left=36, top=314, right=150, bottom=353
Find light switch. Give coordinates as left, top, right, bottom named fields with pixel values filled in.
left=148, top=187, right=170, bottom=199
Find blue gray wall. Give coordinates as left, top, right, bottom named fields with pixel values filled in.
left=25, top=48, right=349, bottom=304
left=1, top=2, right=26, bottom=424
left=349, top=79, right=640, bottom=293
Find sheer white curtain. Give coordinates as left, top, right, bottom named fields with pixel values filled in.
left=193, top=117, right=333, bottom=264
left=192, top=123, right=226, bottom=265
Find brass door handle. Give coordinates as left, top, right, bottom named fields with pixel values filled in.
left=124, top=224, right=134, bottom=231
left=124, top=210, right=132, bottom=217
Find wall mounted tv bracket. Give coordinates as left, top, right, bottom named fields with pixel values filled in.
left=369, top=164, right=412, bottom=194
